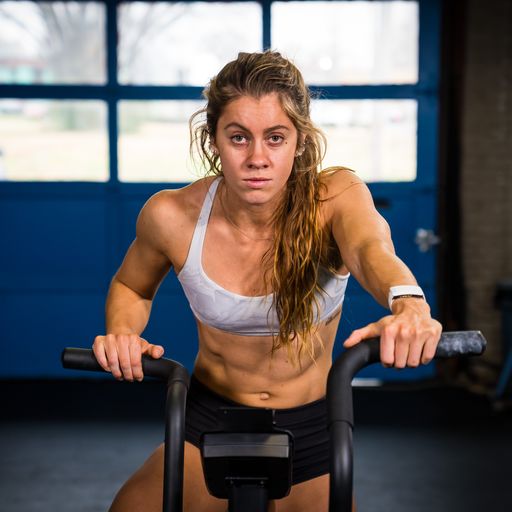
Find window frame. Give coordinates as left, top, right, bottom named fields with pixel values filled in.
left=0, top=0, right=440, bottom=192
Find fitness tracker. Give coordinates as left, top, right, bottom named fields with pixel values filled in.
left=387, top=285, right=425, bottom=310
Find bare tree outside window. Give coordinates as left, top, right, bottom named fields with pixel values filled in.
left=0, top=1, right=106, bottom=84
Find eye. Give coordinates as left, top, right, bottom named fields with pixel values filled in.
left=268, top=134, right=284, bottom=145
left=231, top=134, right=247, bottom=145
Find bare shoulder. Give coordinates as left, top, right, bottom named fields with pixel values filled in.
left=319, top=166, right=374, bottom=218
left=136, top=177, right=215, bottom=249
left=320, top=166, right=366, bottom=197
left=319, top=167, right=390, bottom=250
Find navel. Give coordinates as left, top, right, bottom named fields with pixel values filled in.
left=259, top=392, right=271, bottom=401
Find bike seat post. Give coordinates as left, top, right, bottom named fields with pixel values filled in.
left=228, top=479, right=269, bottom=512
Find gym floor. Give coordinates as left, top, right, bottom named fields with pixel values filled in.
left=2, top=380, right=511, bottom=512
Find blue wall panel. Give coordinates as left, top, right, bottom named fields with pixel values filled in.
left=0, top=188, right=436, bottom=379
left=1, top=292, right=106, bottom=377
left=0, top=289, right=197, bottom=378
left=0, top=198, right=108, bottom=290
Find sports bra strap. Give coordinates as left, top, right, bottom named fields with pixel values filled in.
left=186, top=178, right=222, bottom=268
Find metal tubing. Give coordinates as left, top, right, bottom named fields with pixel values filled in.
left=328, top=422, right=353, bottom=512
left=228, top=484, right=269, bottom=512
left=327, top=340, right=379, bottom=512
left=61, top=348, right=190, bottom=512
left=163, top=378, right=188, bottom=512
left=326, top=331, right=486, bottom=512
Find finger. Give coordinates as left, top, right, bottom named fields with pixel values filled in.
left=129, top=336, right=143, bottom=382
left=92, top=336, right=110, bottom=372
left=406, top=327, right=434, bottom=367
left=380, top=324, right=398, bottom=367
left=141, top=340, right=164, bottom=359
left=393, top=328, right=411, bottom=369
left=104, top=334, right=123, bottom=380
left=406, top=334, right=425, bottom=368
left=421, top=334, right=439, bottom=365
left=343, top=322, right=379, bottom=348
left=116, top=335, right=134, bottom=382
left=150, top=345, right=165, bottom=359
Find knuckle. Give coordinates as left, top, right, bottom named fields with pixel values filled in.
left=93, top=335, right=104, bottom=345
left=106, top=353, right=119, bottom=366
left=131, top=361, right=142, bottom=372
left=401, top=325, right=411, bottom=336
left=383, top=324, right=397, bottom=337
left=117, top=334, right=128, bottom=344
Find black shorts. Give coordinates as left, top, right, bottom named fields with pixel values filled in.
left=185, top=375, right=330, bottom=485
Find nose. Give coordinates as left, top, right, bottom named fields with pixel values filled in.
left=247, top=140, right=269, bottom=169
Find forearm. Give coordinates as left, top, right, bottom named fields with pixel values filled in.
left=105, top=277, right=153, bottom=334
left=344, top=239, right=441, bottom=367
left=352, top=240, right=422, bottom=310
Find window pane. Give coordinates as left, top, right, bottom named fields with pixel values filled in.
left=313, top=100, right=417, bottom=182
left=119, top=100, right=204, bottom=182
left=118, top=2, right=262, bottom=86
left=272, top=1, right=418, bottom=84
left=0, top=100, right=108, bottom=181
left=0, top=1, right=106, bottom=84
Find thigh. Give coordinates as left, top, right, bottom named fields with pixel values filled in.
left=276, top=474, right=329, bottom=512
left=275, top=475, right=356, bottom=512
left=109, top=441, right=227, bottom=512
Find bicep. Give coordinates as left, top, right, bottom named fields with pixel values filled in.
left=115, top=237, right=171, bottom=300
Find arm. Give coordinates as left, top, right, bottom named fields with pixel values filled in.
left=326, top=170, right=442, bottom=367
left=93, top=192, right=173, bottom=381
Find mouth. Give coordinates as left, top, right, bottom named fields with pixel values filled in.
left=243, top=177, right=271, bottom=189
left=244, top=177, right=270, bottom=182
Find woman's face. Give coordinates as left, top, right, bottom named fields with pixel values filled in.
left=213, top=93, right=299, bottom=207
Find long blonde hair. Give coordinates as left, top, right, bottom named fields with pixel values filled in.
left=190, top=51, right=337, bottom=363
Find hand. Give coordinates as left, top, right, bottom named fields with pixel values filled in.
left=92, top=334, right=164, bottom=381
left=343, top=299, right=442, bottom=368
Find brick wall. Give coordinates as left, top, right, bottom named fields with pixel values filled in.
left=461, top=0, right=512, bottom=367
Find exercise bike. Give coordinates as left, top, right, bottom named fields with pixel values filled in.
left=62, top=330, right=486, bottom=512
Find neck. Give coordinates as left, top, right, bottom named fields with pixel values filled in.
left=219, top=182, right=278, bottom=241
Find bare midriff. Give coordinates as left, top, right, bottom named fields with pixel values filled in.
left=192, top=308, right=342, bottom=409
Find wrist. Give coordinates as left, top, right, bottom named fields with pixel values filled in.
left=105, top=324, right=140, bottom=336
left=390, top=296, right=430, bottom=315
left=387, top=285, right=425, bottom=311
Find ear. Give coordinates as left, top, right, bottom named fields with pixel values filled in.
left=295, top=135, right=307, bottom=157
left=209, top=139, right=219, bottom=155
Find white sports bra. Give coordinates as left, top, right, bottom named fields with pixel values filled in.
left=176, top=178, right=350, bottom=336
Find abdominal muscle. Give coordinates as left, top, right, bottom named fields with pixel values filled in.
left=191, top=310, right=342, bottom=409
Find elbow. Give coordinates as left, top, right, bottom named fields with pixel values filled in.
left=110, top=274, right=155, bottom=302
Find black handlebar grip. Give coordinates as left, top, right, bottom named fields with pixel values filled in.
left=61, top=347, right=189, bottom=383
left=62, top=347, right=103, bottom=372
left=435, top=331, right=486, bottom=358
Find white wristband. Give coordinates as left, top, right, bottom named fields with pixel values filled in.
left=388, top=285, right=425, bottom=310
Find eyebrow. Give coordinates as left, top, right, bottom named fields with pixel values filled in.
left=223, top=122, right=291, bottom=134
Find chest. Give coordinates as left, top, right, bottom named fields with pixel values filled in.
left=202, top=222, right=272, bottom=297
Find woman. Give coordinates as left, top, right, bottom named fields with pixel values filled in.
left=92, top=51, right=442, bottom=512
